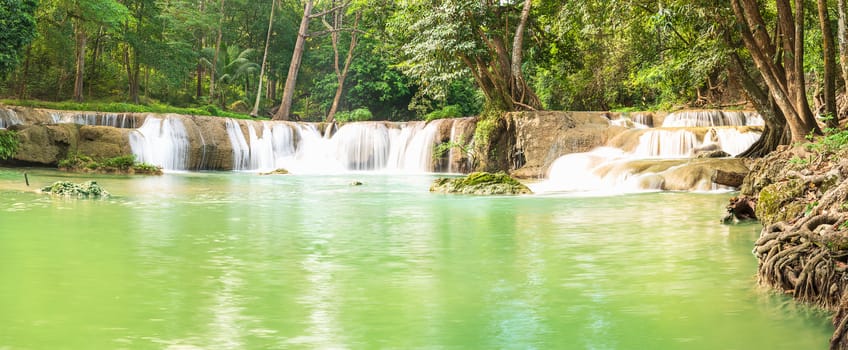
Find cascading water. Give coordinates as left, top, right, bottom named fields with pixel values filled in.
left=534, top=110, right=764, bottom=193
left=219, top=119, right=449, bottom=173
left=0, top=109, right=22, bottom=129
left=661, top=110, right=763, bottom=127
left=225, top=119, right=250, bottom=171
left=129, top=116, right=190, bottom=171
left=632, top=130, right=699, bottom=157
left=50, top=112, right=139, bottom=128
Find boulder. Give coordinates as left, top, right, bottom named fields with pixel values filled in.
left=11, top=124, right=79, bottom=165
left=430, top=171, right=532, bottom=195
left=78, top=126, right=132, bottom=159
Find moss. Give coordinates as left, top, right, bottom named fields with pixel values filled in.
left=756, top=179, right=806, bottom=225
left=59, top=153, right=162, bottom=175
left=430, top=171, right=532, bottom=195
left=41, top=181, right=110, bottom=198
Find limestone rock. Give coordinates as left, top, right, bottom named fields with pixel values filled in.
left=78, top=126, right=132, bottom=159
left=430, top=172, right=532, bottom=195
left=11, top=124, right=79, bottom=165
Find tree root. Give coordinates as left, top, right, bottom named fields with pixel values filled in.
left=754, top=213, right=848, bottom=349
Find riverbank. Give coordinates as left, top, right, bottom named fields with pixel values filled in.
left=734, top=136, right=848, bottom=348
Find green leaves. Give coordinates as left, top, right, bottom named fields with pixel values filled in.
left=0, top=0, right=38, bottom=77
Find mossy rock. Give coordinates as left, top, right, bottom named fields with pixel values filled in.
left=756, top=179, right=806, bottom=225
left=41, top=181, right=110, bottom=198
left=430, top=171, right=532, bottom=195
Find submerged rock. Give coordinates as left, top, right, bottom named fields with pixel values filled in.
left=41, top=181, right=110, bottom=198
left=260, top=168, right=289, bottom=175
left=430, top=172, right=532, bottom=195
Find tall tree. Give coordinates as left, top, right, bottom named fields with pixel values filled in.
left=731, top=0, right=821, bottom=142
left=323, top=2, right=360, bottom=123
left=392, top=0, right=540, bottom=112
left=251, top=0, right=276, bottom=117
left=819, top=0, right=839, bottom=128
left=209, top=0, right=226, bottom=100
left=273, top=0, right=313, bottom=120
left=0, top=0, right=38, bottom=78
left=60, top=0, right=130, bottom=101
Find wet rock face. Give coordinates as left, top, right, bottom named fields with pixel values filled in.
left=507, top=111, right=621, bottom=179
left=10, top=124, right=79, bottom=166
left=430, top=172, right=532, bottom=195
left=78, top=126, right=132, bottom=160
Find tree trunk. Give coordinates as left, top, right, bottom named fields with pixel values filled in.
left=73, top=22, right=87, bottom=102
left=273, top=0, right=313, bottom=121
left=819, top=0, right=839, bottom=128
left=209, top=0, right=225, bottom=99
left=124, top=44, right=141, bottom=104
left=732, top=0, right=821, bottom=142
left=17, top=46, right=31, bottom=99
left=252, top=0, right=276, bottom=117
left=839, top=0, right=848, bottom=89
left=509, top=0, right=539, bottom=110
left=326, top=10, right=360, bottom=123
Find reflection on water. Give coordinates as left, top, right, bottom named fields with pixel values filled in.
left=0, top=168, right=834, bottom=349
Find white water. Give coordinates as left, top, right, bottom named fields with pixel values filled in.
left=662, top=110, right=764, bottom=127
left=129, top=116, right=190, bottom=171
left=50, top=112, right=139, bottom=128
left=536, top=110, right=764, bottom=194
left=0, top=109, right=22, bottom=129
left=220, top=118, right=449, bottom=173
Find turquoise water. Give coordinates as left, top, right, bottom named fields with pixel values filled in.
left=0, top=168, right=832, bottom=349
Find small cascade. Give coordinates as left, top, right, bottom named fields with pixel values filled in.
left=0, top=109, right=22, bottom=129
left=386, top=120, right=442, bottom=172
left=50, top=112, right=140, bottom=128
left=632, top=130, right=699, bottom=158
left=631, top=113, right=654, bottom=128
left=661, top=110, right=761, bottom=127
left=129, top=116, right=190, bottom=171
left=448, top=121, right=458, bottom=173
left=225, top=119, right=250, bottom=171
left=706, top=128, right=762, bottom=157
left=609, top=113, right=653, bottom=129
left=536, top=110, right=764, bottom=193
left=333, top=122, right=393, bottom=170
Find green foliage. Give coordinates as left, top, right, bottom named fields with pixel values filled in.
left=334, top=108, right=374, bottom=122
left=59, top=153, right=162, bottom=174
left=425, top=105, right=463, bottom=122
left=41, top=180, right=110, bottom=198
left=788, top=156, right=810, bottom=167
left=0, top=0, right=38, bottom=77
left=1, top=99, right=253, bottom=119
left=430, top=171, right=532, bottom=195
left=0, top=130, right=19, bottom=160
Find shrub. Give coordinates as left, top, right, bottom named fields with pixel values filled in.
left=425, top=105, right=463, bottom=122
left=101, top=155, right=136, bottom=170
left=335, top=108, right=373, bottom=122
left=0, top=130, right=19, bottom=160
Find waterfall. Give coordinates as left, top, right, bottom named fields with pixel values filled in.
left=220, top=119, right=444, bottom=173
left=129, top=116, right=190, bottom=171
left=632, top=130, right=699, bottom=157
left=448, top=120, right=458, bottom=173
left=661, top=110, right=762, bottom=127
left=0, top=109, right=22, bottom=129
left=708, top=128, right=761, bottom=156
left=537, top=110, right=764, bottom=193
left=50, top=112, right=139, bottom=128
left=225, top=119, right=250, bottom=171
